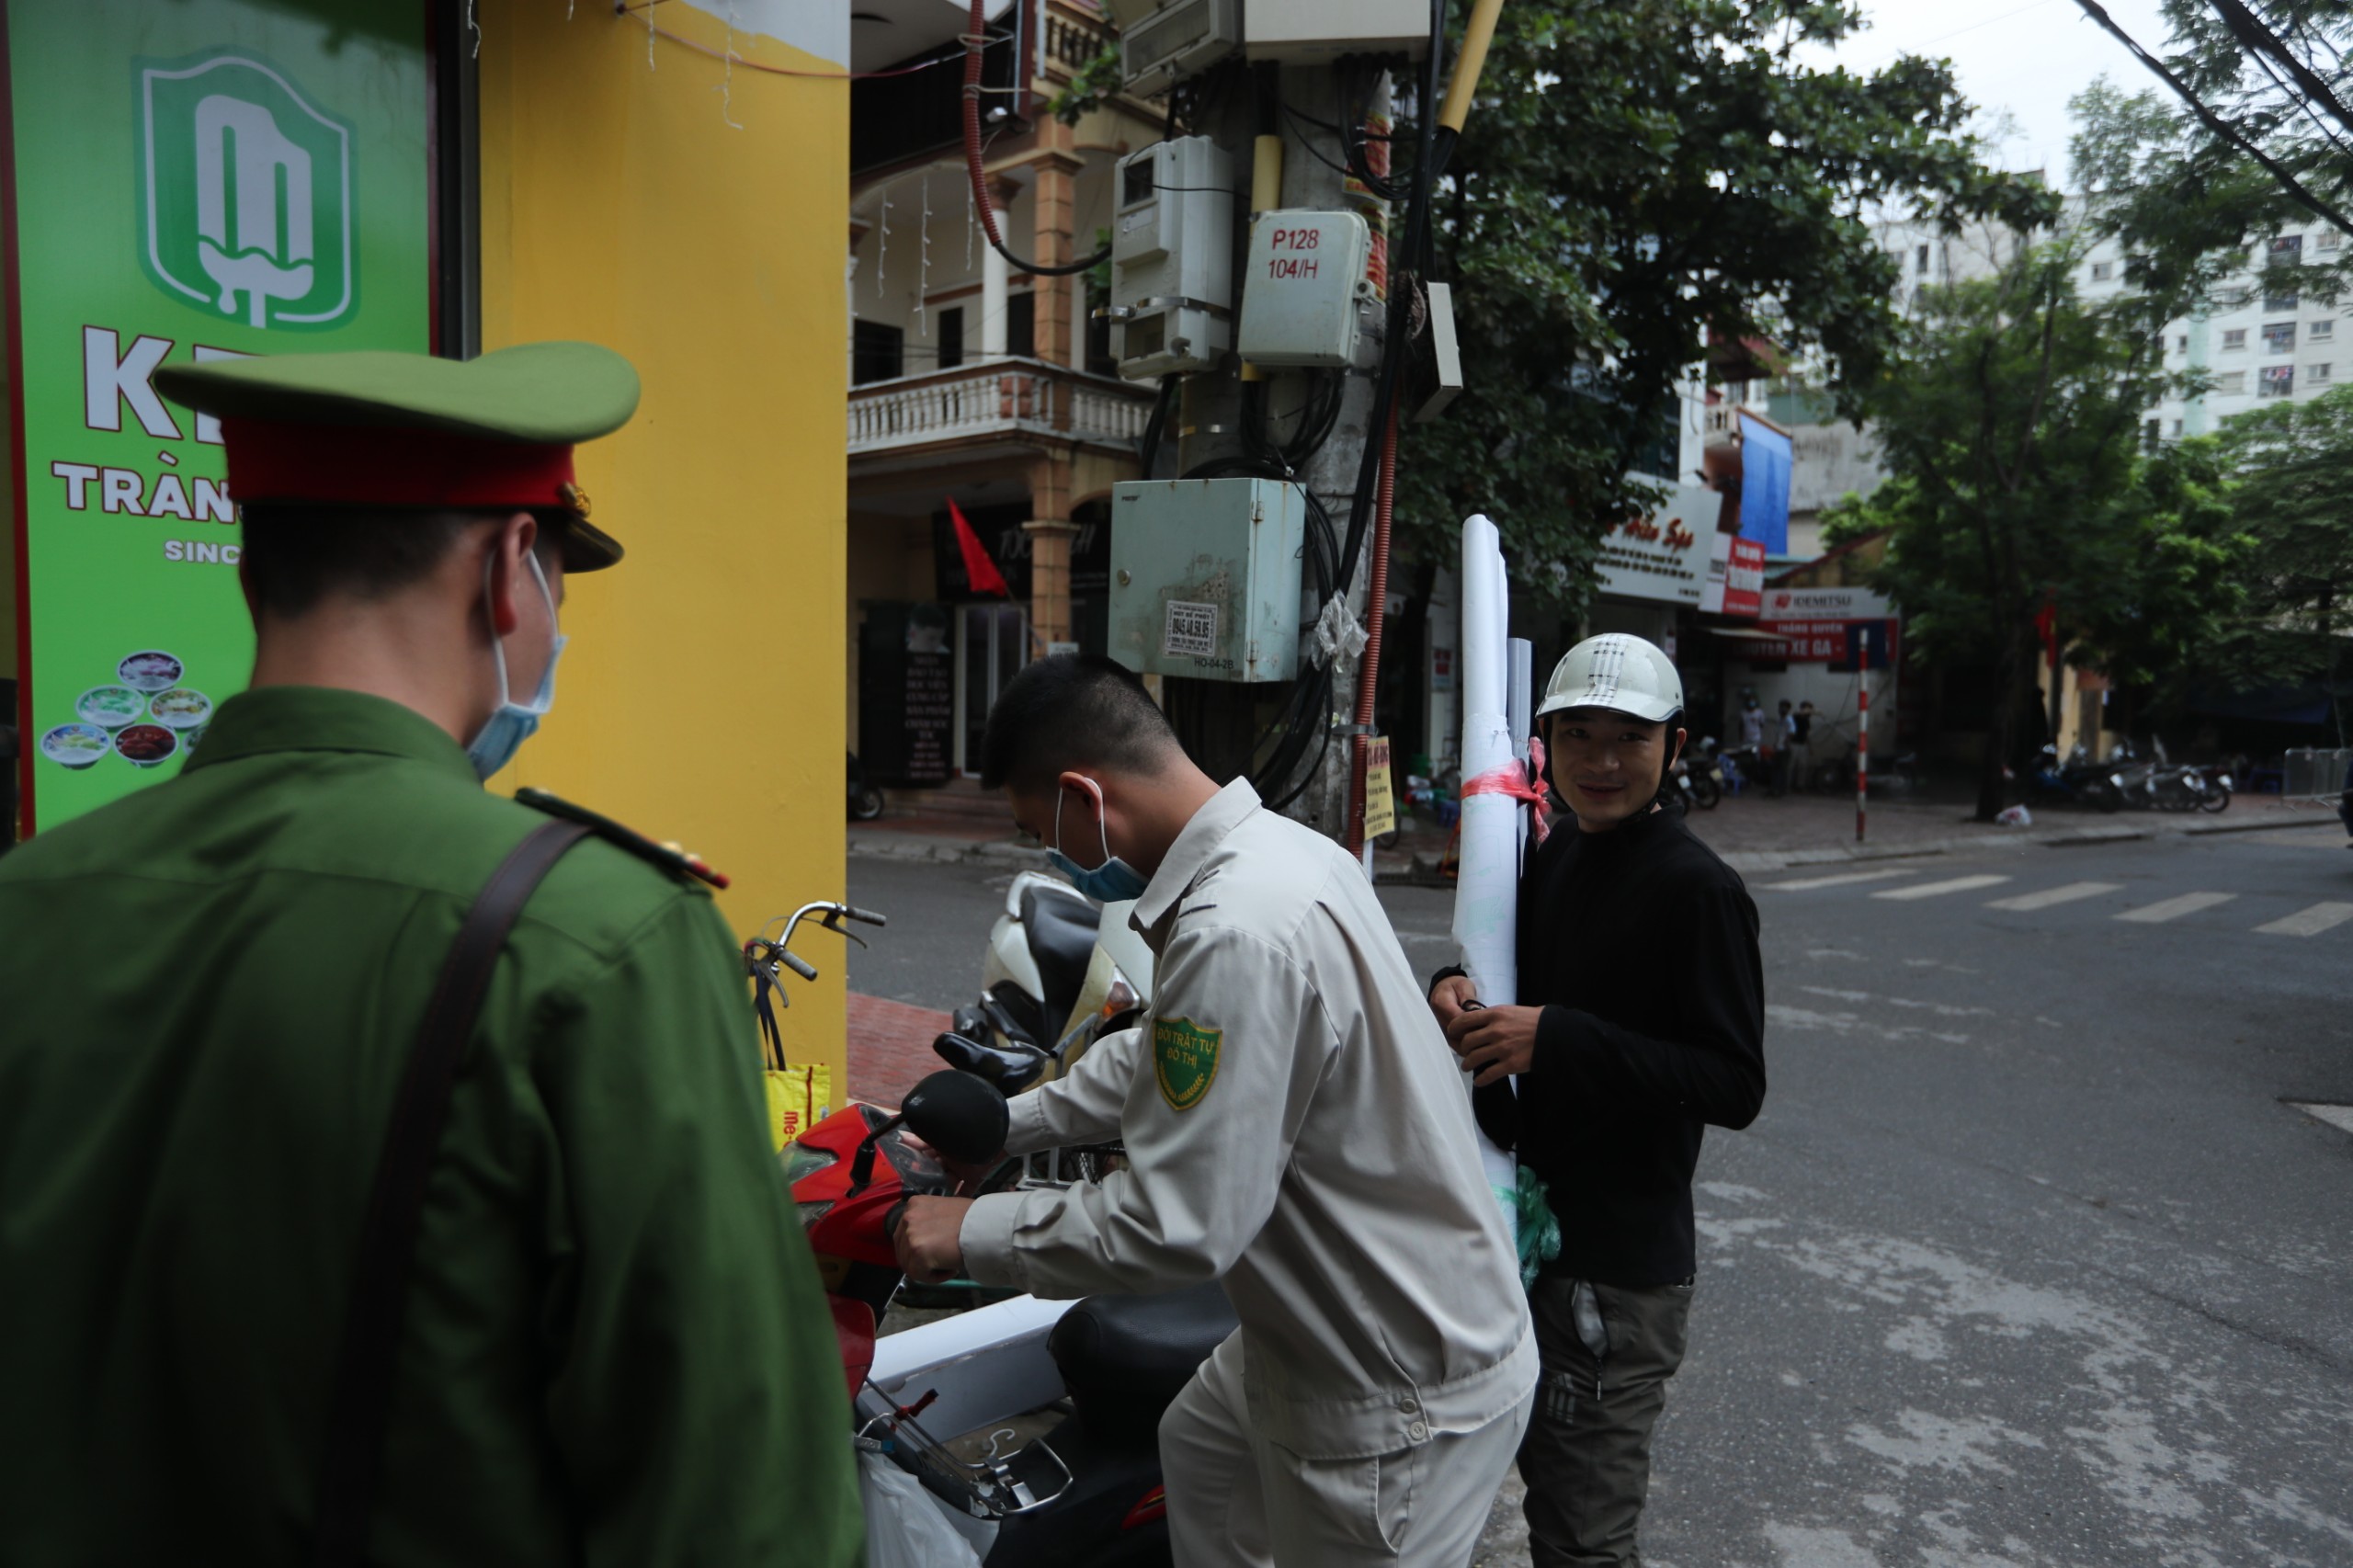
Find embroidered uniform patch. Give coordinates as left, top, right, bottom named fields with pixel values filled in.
left=1153, top=1017, right=1222, bottom=1112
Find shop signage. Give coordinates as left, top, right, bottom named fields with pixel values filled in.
left=1592, top=483, right=1721, bottom=608
left=10, top=1, right=430, bottom=831
left=1753, top=586, right=1898, bottom=667
left=1699, top=533, right=1767, bottom=618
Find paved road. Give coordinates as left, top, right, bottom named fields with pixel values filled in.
left=848, top=823, right=2353, bottom=1566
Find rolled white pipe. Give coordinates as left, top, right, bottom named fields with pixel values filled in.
left=1452, top=515, right=1522, bottom=1193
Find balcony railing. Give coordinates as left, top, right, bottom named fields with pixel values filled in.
left=848, top=357, right=1154, bottom=458
left=1045, top=5, right=1113, bottom=78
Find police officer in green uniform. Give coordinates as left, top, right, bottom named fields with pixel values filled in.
left=0, top=345, right=863, bottom=1566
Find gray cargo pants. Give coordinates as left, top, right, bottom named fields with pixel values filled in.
left=1518, top=1275, right=1693, bottom=1568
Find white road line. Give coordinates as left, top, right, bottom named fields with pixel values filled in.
left=2291, top=1102, right=2353, bottom=1136
left=2115, top=892, right=2237, bottom=925
left=2255, top=902, right=2353, bottom=937
left=1871, top=875, right=2012, bottom=902
left=1985, top=881, right=2122, bottom=912
left=1765, top=869, right=1921, bottom=892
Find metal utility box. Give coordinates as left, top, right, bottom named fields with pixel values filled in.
left=1237, top=209, right=1373, bottom=369
left=1244, top=0, right=1432, bottom=63
left=1109, top=479, right=1306, bottom=684
left=1110, top=137, right=1235, bottom=380
left=1107, top=0, right=1240, bottom=93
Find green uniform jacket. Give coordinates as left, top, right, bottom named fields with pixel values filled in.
left=0, top=687, right=862, bottom=1567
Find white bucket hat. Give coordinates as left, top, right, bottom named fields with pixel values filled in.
left=1535, top=634, right=1684, bottom=723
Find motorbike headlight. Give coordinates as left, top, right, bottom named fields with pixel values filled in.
left=2110, top=774, right=2125, bottom=788
left=2218, top=774, right=2233, bottom=790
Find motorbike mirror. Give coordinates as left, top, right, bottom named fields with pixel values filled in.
left=899, top=1070, right=1011, bottom=1165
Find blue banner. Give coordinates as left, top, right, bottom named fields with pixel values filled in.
left=1737, top=411, right=1791, bottom=556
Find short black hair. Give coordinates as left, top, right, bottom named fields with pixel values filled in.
left=240, top=505, right=568, bottom=619
left=980, top=653, right=1181, bottom=791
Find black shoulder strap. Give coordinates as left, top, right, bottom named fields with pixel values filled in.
left=309, top=818, right=593, bottom=1568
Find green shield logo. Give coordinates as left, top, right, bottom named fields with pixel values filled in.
left=136, top=52, right=357, bottom=331
left=1153, top=1017, right=1222, bottom=1113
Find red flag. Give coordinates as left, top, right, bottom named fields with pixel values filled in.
left=947, top=496, right=1011, bottom=598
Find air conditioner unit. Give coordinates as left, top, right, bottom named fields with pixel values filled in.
left=1106, top=0, right=1240, bottom=94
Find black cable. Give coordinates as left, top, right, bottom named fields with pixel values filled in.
left=2072, top=0, right=2353, bottom=235
left=1138, top=374, right=1178, bottom=479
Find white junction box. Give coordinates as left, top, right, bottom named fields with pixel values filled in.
left=1109, top=478, right=1306, bottom=683
left=1106, top=0, right=1241, bottom=95
left=1110, top=137, right=1235, bottom=380
left=1237, top=209, right=1373, bottom=369
left=1245, top=0, right=1433, bottom=63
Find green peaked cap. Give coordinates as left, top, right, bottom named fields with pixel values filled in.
left=154, top=341, right=641, bottom=571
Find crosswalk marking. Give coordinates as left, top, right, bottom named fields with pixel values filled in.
left=1871, top=875, right=2012, bottom=902
left=2115, top=892, right=2237, bottom=925
left=2255, top=902, right=2353, bottom=937
left=1765, top=869, right=1920, bottom=892
left=1985, top=881, right=2121, bottom=912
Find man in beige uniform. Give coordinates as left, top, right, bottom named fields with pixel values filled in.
left=898, top=655, right=1534, bottom=1567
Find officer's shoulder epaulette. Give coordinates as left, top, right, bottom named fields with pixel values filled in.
left=515, top=788, right=731, bottom=890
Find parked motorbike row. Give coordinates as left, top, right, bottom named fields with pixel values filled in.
left=761, top=872, right=1202, bottom=1566
left=2016, top=742, right=2232, bottom=814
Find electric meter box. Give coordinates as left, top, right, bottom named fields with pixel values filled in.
left=1108, top=478, right=1306, bottom=684
left=1107, top=0, right=1241, bottom=93
left=1237, top=209, right=1373, bottom=369
left=1244, top=0, right=1433, bottom=62
left=1110, top=137, right=1235, bottom=380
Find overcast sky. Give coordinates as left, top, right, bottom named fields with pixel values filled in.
left=1816, top=0, right=2179, bottom=187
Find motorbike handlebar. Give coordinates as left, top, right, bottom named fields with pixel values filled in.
left=779, top=949, right=820, bottom=981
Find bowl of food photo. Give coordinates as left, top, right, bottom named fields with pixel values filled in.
left=40, top=722, right=111, bottom=770
left=77, top=685, right=147, bottom=729
left=112, top=723, right=179, bottom=768
left=147, top=687, right=212, bottom=730
left=117, top=650, right=184, bottom=692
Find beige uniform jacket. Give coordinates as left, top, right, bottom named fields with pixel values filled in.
left=961, top=780, right=1535, bottom=1460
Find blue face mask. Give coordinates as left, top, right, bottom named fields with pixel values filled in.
left=1048, top=778, right=1150, bottom=904
left=466, top=551, right=566, bottom=781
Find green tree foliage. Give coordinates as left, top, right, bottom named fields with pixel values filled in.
left=1849, top=241, right=2245, bottom=819
left=2212, top=383, right=2353, bottom=734
left=1394, top=0, right=2052, bottom=604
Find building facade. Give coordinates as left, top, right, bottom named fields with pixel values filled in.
left=843, top=0, right=1163, bottom=795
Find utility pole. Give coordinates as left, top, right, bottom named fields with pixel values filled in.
left=1175, top=62, right=1392, bottom=840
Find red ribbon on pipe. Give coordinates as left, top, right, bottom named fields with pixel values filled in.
left=1461, top=735, right=1552, bottom=846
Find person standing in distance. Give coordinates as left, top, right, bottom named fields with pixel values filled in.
left=0, top=345, right=862, bottom=1567
left=1736, top=690, right=1767, bottom=793
left=1431, top=634, right=1766, bottom=1568
left=1787, top=699, right=1815, bottom=795
left=894, top=654, right=1535, bottom=1568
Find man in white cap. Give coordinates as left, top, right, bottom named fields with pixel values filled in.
left=1427, top=633, right=1766, bottom=1568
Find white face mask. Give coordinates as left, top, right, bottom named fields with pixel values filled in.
left=465, top=550, right=565, bottom=780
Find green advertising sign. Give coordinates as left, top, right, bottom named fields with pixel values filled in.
left=8, top=1, right=428, bottom=830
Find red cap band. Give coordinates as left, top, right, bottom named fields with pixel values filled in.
left=220, top=416, right=578, bottom=512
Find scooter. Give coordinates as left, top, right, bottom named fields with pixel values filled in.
left=787, top=1069, right=1235, bottom=1568
left=849, top=751, right=888, bottom=822
left=2019, top=743, right=2124, bottom=812
left=931, top=870, right=1154, bottom=1097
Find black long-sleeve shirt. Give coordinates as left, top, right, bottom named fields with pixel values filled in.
left=1458, top=807, right=1766, bottom=1287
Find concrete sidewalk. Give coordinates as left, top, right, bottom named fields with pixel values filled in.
left=848, top=788, right=2338, bottom=882
left=1385, top=787, right=2335, bottom=880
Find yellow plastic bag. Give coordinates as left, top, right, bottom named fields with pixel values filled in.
left=765, top=1062, right=834, bottom=1152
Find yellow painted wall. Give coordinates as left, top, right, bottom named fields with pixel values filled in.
left=477, top=3, right=850, bottom=1085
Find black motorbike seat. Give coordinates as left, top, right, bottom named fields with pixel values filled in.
left=1020, top=884, right=1100, bottom=1044
left=1049, top=1283, right=1239, bottom=1449
left=931, top=1030, right=1051, bottom=1094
